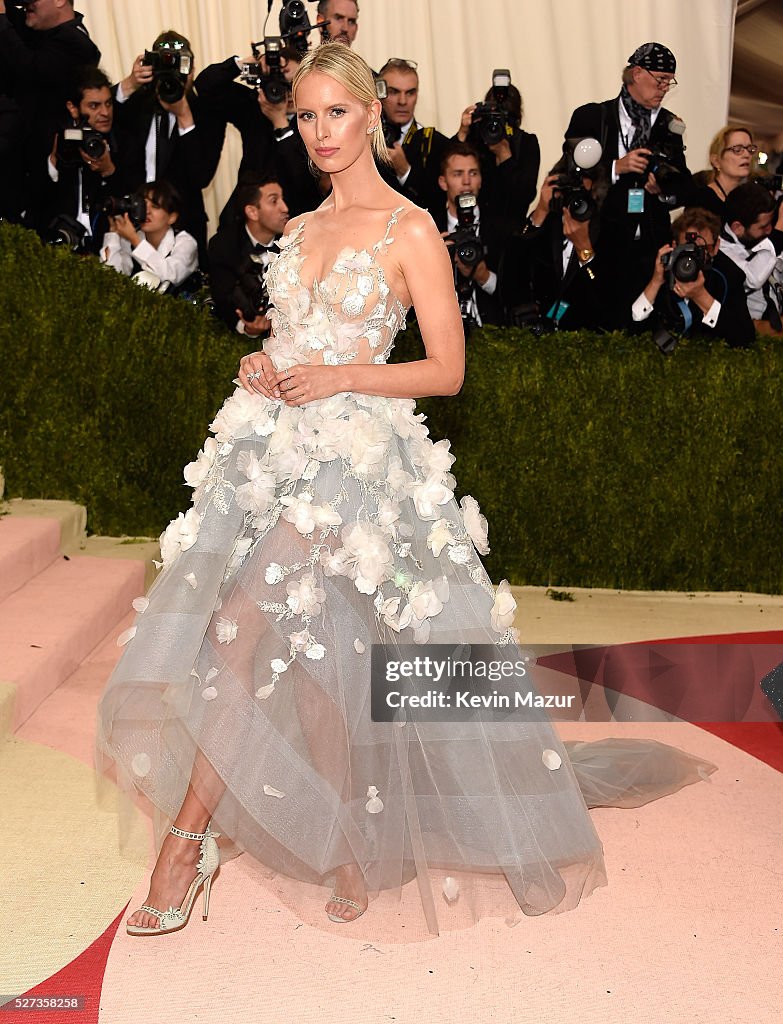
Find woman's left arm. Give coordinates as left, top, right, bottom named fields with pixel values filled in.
left=278, top=209, right=465, bottom=406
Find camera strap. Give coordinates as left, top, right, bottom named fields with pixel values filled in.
left=676, top=299, right=693, bottom=333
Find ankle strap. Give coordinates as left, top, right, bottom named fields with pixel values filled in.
left=170, top=825, right=210, bottom=841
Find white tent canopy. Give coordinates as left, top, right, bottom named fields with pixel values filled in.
left=78, top=0, right=736, bottom=228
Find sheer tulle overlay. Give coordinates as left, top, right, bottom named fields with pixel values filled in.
left=96, top=208, right=715, bottom=933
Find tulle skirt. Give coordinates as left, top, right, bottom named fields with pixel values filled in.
left=96, top=387, right=715, bottom=933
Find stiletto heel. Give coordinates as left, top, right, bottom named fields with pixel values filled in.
left=126, top=823, right=220, bottom=936
left=202, top=874, right=212, bottom=920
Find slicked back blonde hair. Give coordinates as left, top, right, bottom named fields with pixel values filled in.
left=708, top=124, right=757, bottom=180
left=293, top=42, right=390, bottom=165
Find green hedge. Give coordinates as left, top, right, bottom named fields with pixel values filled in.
left=2, top=222, right=782, bottom=591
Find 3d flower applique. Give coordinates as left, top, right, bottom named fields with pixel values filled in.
left=459, top=495, right=490, bottom=555
left=215, top=618, right=239, bottom=645
left=411, top=473, right=454, bottom=521
left=265, top=562, right=285, bottom=585
left=542, top=749, right=562, bottom=771
left=235, top=451, right=276, bottom=517
left=263, top=785, right=285, bottom=799
left=305, top=642, right=326, bottom=660
left=286, top=573, right=326, bottom=616
left=116, top=626, right=137, bottom=647
left=365, top=786, right=384, bottom=813
left=427, top=519, right=458, bottom=558
left=270, top=658, right=289, bottom=674
left=446, top=544, right=471, bottom=565
left=354, top=638, right=366, bottom=654
left=183, top=437, right=219, bottom=491
left=288, top=629, right=311, bottom=652
left=256, top=682, right=275, bottom=700
left=183, top=572, right=198, bottom=589
left=131, top=597, right=149, bottom=613
left=156, top=508, right=203, bottom=570
left=202, top=686, right=218, bottom=701
left=281, top=492, right=317, bottom=535
left=490, top=580, right=517, bottom=633
left=442, top=876, right=459, bottom=902
left=131, top=753, right=152, bottom=778
left=376, top=594, right=402, bottom=631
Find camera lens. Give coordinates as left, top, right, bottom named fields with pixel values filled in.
left=262, top=77, right=288, bottom=105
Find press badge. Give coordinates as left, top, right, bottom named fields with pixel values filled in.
left=627, top=188, right=645, bottom=214
left=546, top=300, right=570, bottom=323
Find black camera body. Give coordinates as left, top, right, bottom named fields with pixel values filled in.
left=94, top=194, right=147, bottom=228
left=645, top=142, right=684, bottom=192
left=661, top=235, right=709, bottom=291
left=44, top=214, right=89, bottom=253
left=143, top=46, right=192, bottom=104
left=279, top=0, right=314, bottom=54
left=551, top=137, right=603, bottom=223
left=231, top=254, right=270, bottom=322
left=448, top=193, right=485, bottom=269
left=469, top=69, right=513, bottom=148
left=241, top=38, right=289, bottom=104
left=57, top=124, right=108, bottom=168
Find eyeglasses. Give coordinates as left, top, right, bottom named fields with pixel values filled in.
left=384, top=58, right=418, bottom=71
left=723, top=143, right=758, bottom=155
left=642, top=68, right=677, bottom=89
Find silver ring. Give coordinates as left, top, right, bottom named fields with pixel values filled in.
left=246, top=370, right=262, bottom=381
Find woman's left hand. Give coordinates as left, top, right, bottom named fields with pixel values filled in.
left=276, top=364, right=342, bottom=407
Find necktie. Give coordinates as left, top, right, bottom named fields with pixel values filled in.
left=155, top=112, right=172, bottom=179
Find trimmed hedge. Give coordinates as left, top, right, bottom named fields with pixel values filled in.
left=1, top=222, right=782, bottom=591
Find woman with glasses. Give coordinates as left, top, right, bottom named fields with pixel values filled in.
left=691, top=125, right=758, bottom=218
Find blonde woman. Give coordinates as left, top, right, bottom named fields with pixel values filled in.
left=98, top=43, right=713, bottom=937
left=691, top=124, right=758, bottom=217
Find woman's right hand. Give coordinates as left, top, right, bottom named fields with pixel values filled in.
left=239, top=350, right=281, bottom=400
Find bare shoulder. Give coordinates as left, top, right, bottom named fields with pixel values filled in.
left=393, top=205, right=445, bottom=252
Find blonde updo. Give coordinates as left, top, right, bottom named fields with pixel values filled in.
left=292, top=42, right=390, bottom=165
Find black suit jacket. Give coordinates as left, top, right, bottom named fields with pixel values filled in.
left=207, top=221, right=278, bottom=332
left=640, top=251, right=755, bottom=348
left=455, top=128, right=540, bottom=226
left=432, top=202, right=507, bottom=326
left=386, top=124, right=449, bottom=215
left=565, top=97, right=691, bottom=326
left=195, top=58, right=275, bottom=177
left=504, top=213, right=612, bottom=331
left=112, top=86, right=221, bottom=263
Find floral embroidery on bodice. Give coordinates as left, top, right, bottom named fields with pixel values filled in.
left=264, top=206, right=408, bottom=370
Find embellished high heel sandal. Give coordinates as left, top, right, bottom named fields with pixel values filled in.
left=126, top=824, right=220, bottom=936
left=326, top=895, right=366, bottom=924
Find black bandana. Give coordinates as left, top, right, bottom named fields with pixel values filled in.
left=620, top=84, right=653, bottom=150
left=627, top=42, right=676, bottom=74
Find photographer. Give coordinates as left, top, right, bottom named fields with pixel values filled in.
left=632, top=207, right=754, bottom=349
left=435, top=141, right=507, bottom=328
left=564, top=42, right=692, bottom=328
left=316, top=0, right=359, bottom=46
left=505, top=149, right=612, bottom=332
left=113, top=31, right=222, bottom=265
left=378, top=57, right=448, bottom=215
left=719, top=182, right=783, bottom=334
left=0, top=0, right=100, bottom=222
left=42, top=66, right=131, bottom=251
left=100, top=179, right=198, bottom=289
left=454, top=72, right=540, bottom=225
left=208, top=173, right=289, bottom=338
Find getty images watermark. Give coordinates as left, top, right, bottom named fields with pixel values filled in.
left=371, top=645, right=578, bottom=723
left=369, top=643, right=783, bottom=724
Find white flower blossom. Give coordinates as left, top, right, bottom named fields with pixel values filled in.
left=271, top=658, right=289, bottom=674
left=280, top=492, right=316, bottom=535
left=305, top=642, right=326, bottom=660
left=460, top=495, right=490, bottom=555
left=286, top=573, right=326, bottom=616
left=234, top=451, right=277, bottom=517
left=341, top=521, right=394, bottom=594
left=490, top=580, right=517, bottom=633
left=348, top=410, right=393, bottom=479
left=210, top=388, right=276, bottom=443
left=427, top=519, right=458, bottom=558
left=411, top=474, right=454, bottom=521
left=158, top=508, right=203, bottom=571
left=288, top=629, right=311, bottom=652
left=385, top=456, right=415, bottom=498
left=216, top=617, right=238, bottom=645
left=183, top=437, right=219, bottom=491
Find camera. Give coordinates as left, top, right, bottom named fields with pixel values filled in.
left=143, top=43, right=192, bottom=104
left=279, top=0, right=314, bottom=54
left=469, top=69, right=512, bottom=148
left=448, top=193, right=484, bottom=268
left=660, top=233, right=709, bottom=290
left=241, top=38, right=289, bottom=104
left=57, top=124, right=107, bottom=168
left=374, top=79, right=403, bottom=149
left=645, top=144, right=683, bottom=192
left=231, top=254, right=270, bottom=322
left=43, top=214, right=88, bottom=253
left=94, top=194, right=148, bottom=229
left=551, top=137, right=603, bottom=223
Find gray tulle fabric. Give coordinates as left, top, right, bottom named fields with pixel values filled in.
left=96, top=208, right=716, bottom=933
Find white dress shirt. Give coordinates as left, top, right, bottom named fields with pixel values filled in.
left=718, top=225, right=779, bottom=320
left=101, top=226, right=198, bottom=286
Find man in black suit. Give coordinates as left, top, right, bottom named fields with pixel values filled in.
left=0, top=0, right=100, bottom=222
left=377, top=58, right=448, bottom=215
left=564, top=42, right=692, bottom=328
left=631, top=207, right=754, bottom=349
left=112, top=32, right=222, bottom=265
left=504, top=155, right=612, bottom=332
left=433, top=141, right=508, bottom=329
left=41, top=66, right=132, bottom=250
left=208, top=173, right=289, bottom=339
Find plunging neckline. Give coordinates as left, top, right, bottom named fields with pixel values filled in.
left=284, top=211, right=410, bottom=315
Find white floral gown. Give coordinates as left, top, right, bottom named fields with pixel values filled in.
left=96, top=207, right=714, bottom=933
